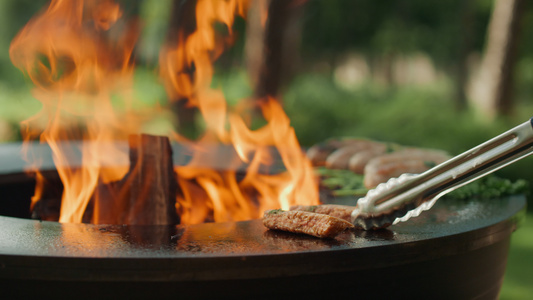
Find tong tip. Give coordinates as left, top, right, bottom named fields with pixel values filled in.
left=351, top=173, right=420, bottom=230
left=351, top=202, right=417, bottom=230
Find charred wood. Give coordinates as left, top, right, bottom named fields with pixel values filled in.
left=30, top=173, right=63, bottom=222
left=93, top=134, right=180, bottom=225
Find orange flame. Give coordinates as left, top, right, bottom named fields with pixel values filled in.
left=10, top=0, right=140, bottom=223
left=11, top=0, right=319, bottom=225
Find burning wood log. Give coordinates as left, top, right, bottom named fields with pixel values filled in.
left=125, top=134, right=179, bottom=225
left=30, top=173, right=63, bottom=222
left=93, top=134, right=179, bottom=225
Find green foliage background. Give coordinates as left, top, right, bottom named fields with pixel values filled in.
left=0, top=1, right=532, bottom=299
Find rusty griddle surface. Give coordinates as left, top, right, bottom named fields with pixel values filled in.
left=0, top=195, right=525, bottom=283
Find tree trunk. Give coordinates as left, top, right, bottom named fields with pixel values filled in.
left=93, top=134, right=179, bottom=225
left=469, top=0, right=524, bottom=119
left=166, top=0, right=199, bottom=137
left=246, top=0, right=305, bottom=102
left=455, top=0, right=474, bottom=111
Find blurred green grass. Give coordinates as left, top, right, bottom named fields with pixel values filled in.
left=0, top=84, right=40, bottom=141
left=501, top=215, right=533, bottom=300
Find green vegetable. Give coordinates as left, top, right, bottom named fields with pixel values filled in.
left=424, top=161, right=437, bottom=168
left=301, top=205, right=318, bottom=212
left=445, top=176, right=529, bottom=200
left=385, top=142, right=402, bottom=153
left=332, top=188, right=368, bottom=197
left=316, top=166, right=528, bottom=200
left=315, top=167, right=367, bottom=197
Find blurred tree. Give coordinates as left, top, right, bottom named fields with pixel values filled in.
left=470, top=0, right=525, bottom=119
left=246, top=0, right=305, bottom=101
left=299, top=0, right=494, bottom=107
left=136, top=0, right=173, bottom=65
left=455, top=0, right=475, bottom=111
left=165, top=0, right=199, bottom=138
left=0, top=0, right=48, bottom=85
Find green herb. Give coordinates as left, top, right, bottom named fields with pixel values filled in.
left=332, top=188, right=369, bottom=197
left=385, top=142, right=402, bottom=153
left=424, top=161, right=437, bottom=168
left=444, top=176, right=529, bottom=200
left=315, top=167, right=367, bottom=197
left=316, top=166, right=528, bottom=201
left=306, top=205, right=318, bottom=212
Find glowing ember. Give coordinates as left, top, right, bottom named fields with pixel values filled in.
left=9, top=0, right=319, bottom=225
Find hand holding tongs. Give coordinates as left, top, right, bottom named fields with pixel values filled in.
left=352, top=117, right=533, bottom=230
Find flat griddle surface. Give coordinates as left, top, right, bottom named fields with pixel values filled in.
left=0, top=195, right=525, bottom=282
left=0, top=196, right=524, bottom=257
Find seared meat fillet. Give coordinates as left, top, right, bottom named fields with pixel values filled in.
left=290, top=204, right=355, bottom=222
left=263, top=210, right=354, bottom=238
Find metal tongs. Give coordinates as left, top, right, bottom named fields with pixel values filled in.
left=352, top=117, right=533, bottom=230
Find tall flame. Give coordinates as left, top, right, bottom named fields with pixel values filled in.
left=10, top=0, right=140, bottom=223
left=10, top=0, right=319, bottom=225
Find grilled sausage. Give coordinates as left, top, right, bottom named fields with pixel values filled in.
left=306, top=138, right=365, bottom=167
left=348, top=144, right=389, bottom=174
left=363, top=148, right=451, bottom=188
left=325, top=140, right=385, bottom=170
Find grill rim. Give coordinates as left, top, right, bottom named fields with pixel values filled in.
left=0, top=195, right=526, bottom=282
